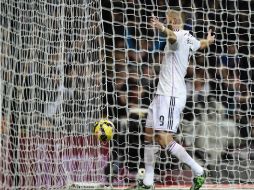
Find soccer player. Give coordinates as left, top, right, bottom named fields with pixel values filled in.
left=138, top=9, right=215, bottom=190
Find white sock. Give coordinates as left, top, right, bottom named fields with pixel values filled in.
left=143, top=143, right=160, bottom=186
left=143, top=164, right=154, bottom=186
left=166, top=141, right=203, bottom=176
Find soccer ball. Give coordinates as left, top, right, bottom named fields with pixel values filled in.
left=136, top=168, right=145, bottom=180
left=93, top=119, right=114, bottom=142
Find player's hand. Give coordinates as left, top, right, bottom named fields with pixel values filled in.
left=207, top=29, right=215, bottom=44
left=150, top=14, right=164, bottom=31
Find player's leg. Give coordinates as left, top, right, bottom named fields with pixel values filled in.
left=156, top=135, right=204, bottom=177
left=154, top=96, right=205, bottom=190
left=138, top=96, right=160, bottom=189
left=142, top=127, right=160, bottom=187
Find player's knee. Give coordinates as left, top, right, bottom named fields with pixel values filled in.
left=144, top=135, right=153, bottom=143
left=155, top=132, right=174, bottom=149
left=144, top=127, right=154, bottom=143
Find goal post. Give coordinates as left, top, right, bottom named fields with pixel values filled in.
left=1, top=0, right=254, bottom=189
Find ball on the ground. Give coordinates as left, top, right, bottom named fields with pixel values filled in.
left=93, top=119, right=114, bottom=142
left=137, top=168, right=145, bottom=180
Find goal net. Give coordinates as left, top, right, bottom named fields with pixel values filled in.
left=1, top=0, right=254, bottom=189
left=0, top=0, right=108, bottom=189
left=103, top=0, right=254, bottom=189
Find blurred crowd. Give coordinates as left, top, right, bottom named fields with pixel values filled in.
left=0, top=1, right=106, bottom=187
left=102, top=0, right=254, bottom=183
left=0, top=0, right=103, bottom=135
left=0, top=0, right=254, bottom=185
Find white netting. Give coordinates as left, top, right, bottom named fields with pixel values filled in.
left=1, top=0, right=254, bottom=189
left=0, top=0, right=107, bottom=189
left=103, top=0, right=254, bottom=188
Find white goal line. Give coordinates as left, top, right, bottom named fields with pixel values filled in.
left=68, top=184, right=254, bottom=190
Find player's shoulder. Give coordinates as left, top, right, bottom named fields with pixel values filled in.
left=174, top=30, right=193, bottom=39
left=176, top=30, right=194, bottom=36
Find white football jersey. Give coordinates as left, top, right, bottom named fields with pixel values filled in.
left=156, top=30, right=200, bottom=98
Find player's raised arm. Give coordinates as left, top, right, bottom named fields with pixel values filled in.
left=150, top=14, right=177, bottom=44
left=199, top=29, right=215, bottom=49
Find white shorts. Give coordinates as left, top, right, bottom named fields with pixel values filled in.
left=145, top=95, right=186, bottom=133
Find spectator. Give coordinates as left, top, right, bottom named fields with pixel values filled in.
left=236, top=53, right=254, bottom=142
left=0, top=113, right=9, bottom=135
left=218, top=44, right=241, bottom=118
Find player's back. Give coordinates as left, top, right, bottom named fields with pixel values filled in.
left=156, top=30, right=200, bottom=99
